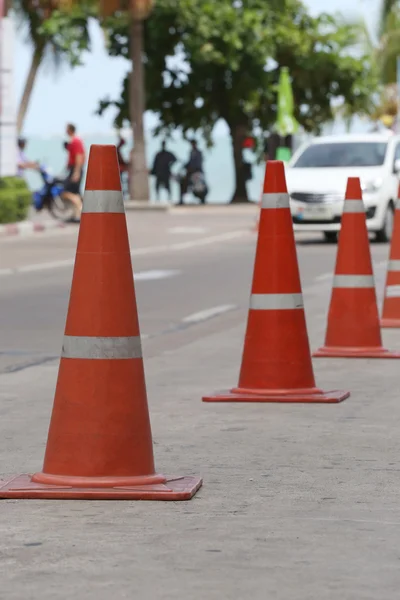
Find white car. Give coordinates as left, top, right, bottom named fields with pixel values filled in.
left=285, top=133, right=400, bottom=242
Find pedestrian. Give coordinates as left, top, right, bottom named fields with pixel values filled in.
left=63, top=123, right=86, bottom=223
left=179, top=139, right=204, bottom=204
left=16, top=137, right=39, bottom=178
left=150, top=141, right=177, bottom=202
left=116, top=134, right=130, bottom=196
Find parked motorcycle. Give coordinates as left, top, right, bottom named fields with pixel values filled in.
left=32, top=165, right=75, bottom=221
left=174, top=167, right=208, bottom=204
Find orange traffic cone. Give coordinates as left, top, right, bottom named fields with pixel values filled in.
left=0, top=145, right=202, bottom=500
left=381, top=184, right=400, bottom=327
left=203, top=160, right=349, bottom=403
left=314, top=177, right=400, bottom=358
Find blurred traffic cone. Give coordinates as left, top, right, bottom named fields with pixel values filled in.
left=203, top=161, right=349, bottom=403
left=381, top=185, right=400, bottom=327
left=314, top=177, right=400, bottom=358
left=0, top=145, right=202, bottom=500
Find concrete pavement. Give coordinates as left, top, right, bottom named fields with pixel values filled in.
left=1, top=207, right=399, bottom=599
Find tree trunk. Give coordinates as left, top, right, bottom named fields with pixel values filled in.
left=129, top=18, right=149, bottom=202
left=17, top=44, right=44, bottom=135
left=230, top=123, right=249, bottom=203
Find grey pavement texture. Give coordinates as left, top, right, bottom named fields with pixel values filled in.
left=0, top=207, right=399, bottom=599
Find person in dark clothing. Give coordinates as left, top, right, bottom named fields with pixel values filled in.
left=151, top=141, right=176, bottom=202
left=179, top=140, right=204, bottom=204
left=185, top=139, right=203, bottom=174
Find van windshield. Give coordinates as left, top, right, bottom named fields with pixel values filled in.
left=292, top=142, right=388, bottom=168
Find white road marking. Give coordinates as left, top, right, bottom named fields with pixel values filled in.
left=18, top=259, right=75, bottom=273
left=0, top=230, right=247, bottom=277
left=315, top=273, right=332, bottom=282
left=314, top=260, right=386, bottom=285
left=130, top=230, right=247, bottom=257
left=168, top=226, right=207, bottom=234
left=376, top=260, right=388, bottom=268
left=182, top=304, right=236, bottom=324
left=134, top=269, right=180, bottom=281
left=310, top=260, right=388, bottom=292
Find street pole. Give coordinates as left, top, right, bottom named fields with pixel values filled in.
left=0, top=0, right=4, bottom=177
left=0, top=0, right=17, bottom=178
left=397, top=56, right=400, bottom=133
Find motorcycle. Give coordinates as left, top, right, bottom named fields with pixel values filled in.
left=174, top=166, right=208, bottom=204
left=32, top=165, right=76, bottom=221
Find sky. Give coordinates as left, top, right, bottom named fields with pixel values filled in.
left=11, top=0, right=381, bottom=136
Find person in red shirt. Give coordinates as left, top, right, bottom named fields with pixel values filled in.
left=62, top=123, right=86, bottom=222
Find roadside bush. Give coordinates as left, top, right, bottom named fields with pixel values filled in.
left=0, top=177, right=31, bottom=224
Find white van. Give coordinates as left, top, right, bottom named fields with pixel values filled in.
left=285, top=133, right=400, bottom=242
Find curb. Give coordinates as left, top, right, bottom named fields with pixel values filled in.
left=0, top=220, right=67, bottom=238
left=123, top=201, right=257, bottom=212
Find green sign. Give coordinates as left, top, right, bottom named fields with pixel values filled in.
left=276, top=147, right=292, bottom=162
left=275, top=67, right=299, bottom=137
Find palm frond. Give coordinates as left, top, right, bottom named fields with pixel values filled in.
left=380, top=0, right=399, bottom=36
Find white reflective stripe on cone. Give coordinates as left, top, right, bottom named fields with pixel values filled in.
left=333, top=274, right=375, bottom=288
left=396, top=198, right=400, bottom=210
left=250, top=293, right=303, bottom=310
left=388, top=260, right=400, bottom=271
left=261, top=193, right=289, bottom=209
left=385, top=285, right=400, bottom=298
left=61, top=335, right=142, bottom=359
left=82, top=190, right=125, bottom=214
left=342, top=200, right=365, bottom=213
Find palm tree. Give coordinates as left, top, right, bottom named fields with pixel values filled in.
left=13, top=1, right=51, bottom=133
left=98, top=0, right=154, bottom=203
left=74, top=0, right=154, bottom=202
left=381, top=0, right=398, bottom=30
left=349, top=0, right=400, bottom=127
left=372, top=1, right=400, bottom=126
left=13, top=0, right=92, bottom=134
left=378, top=1, right=400, bottom=80
left=16, top=0, right=153, bottom=201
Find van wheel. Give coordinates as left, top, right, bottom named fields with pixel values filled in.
left=323, top=231, right=337, bottom=243
left=376, top=203, right=394, bottom=243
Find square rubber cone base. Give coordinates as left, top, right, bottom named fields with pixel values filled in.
left=0, top=474, right=202, bottom=501
left=202, top=389, right=349, bottom=404
left=313, top=346, right=400, bottom=359
left=381, top=318, right=400, bottom=328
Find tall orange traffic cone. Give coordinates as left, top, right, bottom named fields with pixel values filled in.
left=314, top=177, right=400, bottom=358
left=0, top=145, right=202, bottom=500
left=381, top=184, right=400, bottom=327
left=203, top=161, right=349, bottom=403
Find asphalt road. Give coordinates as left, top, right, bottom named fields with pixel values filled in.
left=0, top=206, right=391, bottom=374
left=1, top=206, right=400, bottom=599
left=0, top=208, right=251, bottom=372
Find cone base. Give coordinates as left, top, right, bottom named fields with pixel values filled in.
left=381, top=318, right=400, bottom=328
left=313, top=346, right=400, bottom=358
left=0, top=474, right=203, bottom=501
left=202, top=388, right=349, bottom=404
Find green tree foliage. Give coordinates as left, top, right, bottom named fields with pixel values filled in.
left=377, top=0, right=400, bottom=85
left=37, top=2, right=96, bottom=66
left=13, top=0, right=94, bottom=132
left=97, top=0, right=375, bottom=202
left=354, top=0, right=400, bottom=127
